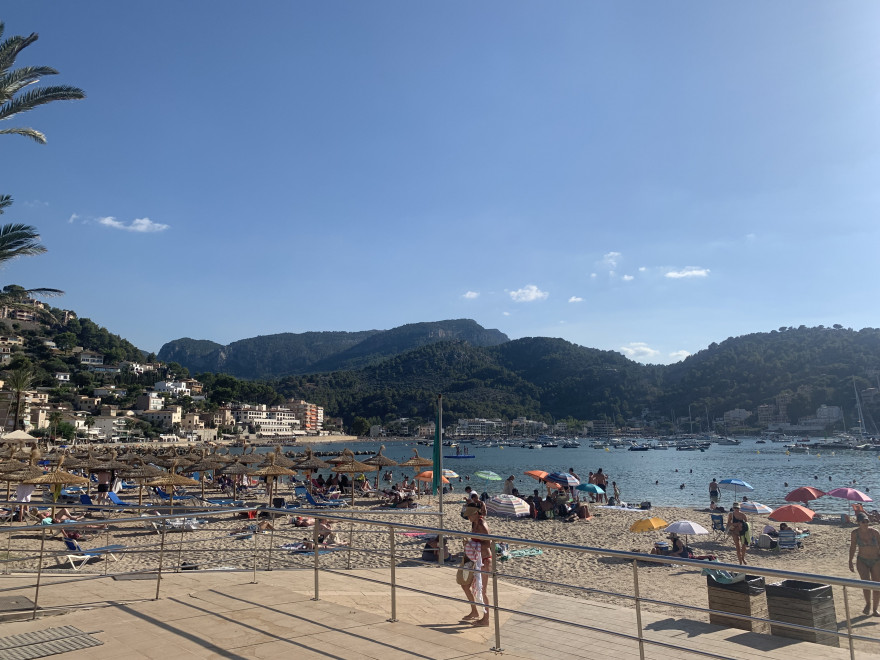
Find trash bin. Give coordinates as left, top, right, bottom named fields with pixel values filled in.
left=706, top=575, right=769, bottom=632
left=766, top=580, right=838, bottom=647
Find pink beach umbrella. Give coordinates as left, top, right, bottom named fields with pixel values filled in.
left=826, top=487, right=872, bottom=503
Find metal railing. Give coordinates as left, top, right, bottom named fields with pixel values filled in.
left=0, top=502, right=877, bottom=659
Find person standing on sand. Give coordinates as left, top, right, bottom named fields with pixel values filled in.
left=727, top=502, right=750, bottom=564
left=849, top=513, right=880, bottom=616
left=462, top=503, right=492, bottom=627
left=612, top=481, right=620, bottom=502
left=503, top=476, right=515, bottom=495
left=595, top=469, right=608, bottom=504
left=709, top=478, right=720, bottom=503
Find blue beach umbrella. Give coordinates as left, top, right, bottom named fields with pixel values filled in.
left=575, top=483, right=604, bottom=495
left=718, top=478, right=754, bottom=501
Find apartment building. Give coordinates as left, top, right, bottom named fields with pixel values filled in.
left=136, top=392, right=165, bottom=412
left=228, top=404, right=302, bottom=435
left=288, top=399, right=323, bottom=433
left=138, top=406, right=182, bottom=430
left=153, top=381, right=191, bottom=397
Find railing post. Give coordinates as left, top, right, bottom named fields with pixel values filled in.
left=154, top=529, right=166, bottom=601
left=389, top=524, right=398, bottom=622
left=31, top=527, right=46, bottom=620
left=843, top=586, right=855, bottom=660
left=632, top=560, right=645, bottom=660
left=490, top=540, right=503, bottom=653
left=251, top=525, right=258, bottom=584
left=176, top=525, right=184, bottom=573
left=312, top=520, right=320, bottom=601
left=266, top=522, right=275, bottom=571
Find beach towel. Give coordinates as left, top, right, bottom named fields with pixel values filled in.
left=464, top=540, right=489, bottom=615
left=701, top=566, right=746, bottom=584
left=279, top=542, right=340, bottom=555
left=506, top=547, right=543, bottom=559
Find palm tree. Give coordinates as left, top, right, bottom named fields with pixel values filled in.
left=0, top=22, right=85, bottom=144
left=49, top=410, right=63, bottom=439
left=6, top=366, right=33, bottom=431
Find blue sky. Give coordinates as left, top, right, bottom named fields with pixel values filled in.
left=2, top=3, right=879, bottom=363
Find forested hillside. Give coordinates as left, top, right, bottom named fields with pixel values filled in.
left=158, top=319, right=508, bottom=379
left=275, top=326, right=880, bottom=430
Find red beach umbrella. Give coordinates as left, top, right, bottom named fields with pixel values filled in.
left=769, top=504, right=816, bottom=523
left=784, top=486, right=825, bottom=507
left=523, top=470, right=548, bottom=482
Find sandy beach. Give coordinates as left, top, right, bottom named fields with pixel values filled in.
left=3, top=487, right=878, bottom=644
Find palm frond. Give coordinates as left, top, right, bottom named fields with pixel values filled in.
left=0, top=127, right=45, bottom=143
left=21, top=287, right=63, bottom=298
left=0, top=33, right=38, bottom=74
left=0, top=223, right=46, bottom=262
left=0, top=196, right=11, bottom=215
left=0, top=85, right=84, bottom=121
left=0, top=66, right=59, bottom=100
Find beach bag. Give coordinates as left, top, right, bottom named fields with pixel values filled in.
left=640, top=501, right=651, bottom=510
left=456, top=558, right=475, bottom=586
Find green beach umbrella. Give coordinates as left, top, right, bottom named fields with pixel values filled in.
left=474, top=470, right=501, bottom=492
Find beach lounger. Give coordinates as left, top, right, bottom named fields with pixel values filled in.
left=294, top=486, right=346, bottom=508
left=107, top=491, right=136, bottom=510
left=153, top=487, right=195, bottom=503
left=60, top=538, right=126, bottom=570
left=79, top=494, right=106, bottom=517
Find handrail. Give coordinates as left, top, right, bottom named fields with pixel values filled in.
left=0, top=502, right=876, bottom=658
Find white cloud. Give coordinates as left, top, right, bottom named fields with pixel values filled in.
left=97, top=216, right=169, bottom=233
left=462, top=291, right=479, bottom=300
left=23, top=200, right=49, bottom=208
left=509, top=284, right=548, bottom=303
left=638, top=266, right=646, bottom=272
left=590, top=273, right=597, bottom=278
left=669, top=350, right=691, bottom=362
left=502, top=311, right=510, bottom=316
left=568, top=296, right=583, bottom=303
left=602, top=251, right=621, bottom=268
left=622, top=274, right=634, bottom=281
left=665, top=267, right=710, bottom=279
left=619, top=342, right=661, bottom=361
left=746, top=233, right=756, bottom=241
left=68, top=213, right=79, bottom=224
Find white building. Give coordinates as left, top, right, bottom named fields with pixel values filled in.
left=153, top=381, right=191, bottom=397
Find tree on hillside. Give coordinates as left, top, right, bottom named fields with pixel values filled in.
left=5, top=365, right=33, bottom=430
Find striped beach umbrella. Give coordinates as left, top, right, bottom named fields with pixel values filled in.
left=486, top=494, right=530, bottom=518
left=545, top=471, right=579, bottom=487
left=739, top=501, right=773, bottom=515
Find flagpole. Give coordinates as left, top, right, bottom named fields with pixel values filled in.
left=438, top=394, right=444, bottom=523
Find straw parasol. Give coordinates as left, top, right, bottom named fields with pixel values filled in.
left=331, top=449, right=378, bottom=507
left=185, top=458, right=225, bottom=499
left=23, top=456, right=89, bottom=518
left=1, top=430, right=37, bottom=443
left=251, top=454, right=297, bottom=505
left=119, top=459, right=167, bottom=506
left=364, top=445, right=397, bottom=488
left=145, top=462, right=199, bottom=514
left=219, top=461, right=253, bottom=500
left=262, top=446, right=297, bottom=469
left=294, top=448, right=331, bottom=492
left=236, top=447, right=264, bottom=465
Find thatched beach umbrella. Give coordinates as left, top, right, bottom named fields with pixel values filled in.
left=219, top=461, right=254, bottom=500
left=120, top=459, right=167, bottom=506
left=262, top=446, right=296, bottom=468
left=23, top=457, right=89, bottom=518
left=236, top=447, right=263, bottom=465
left=332, top=449, right=378, bottom=507
left=294, top=448, right=331, bottom=492
left=398, top=449, right=433, bottom=493
left=364, top=445, right=397, bottom=489
left=185, top=459, right=225, bottom=499
left=145, top=465, right=199, bottom=514
left=251, top=454, right=297, bottom=505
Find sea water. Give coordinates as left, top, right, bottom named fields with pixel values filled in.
left=254, top=438, right=878, bottom=513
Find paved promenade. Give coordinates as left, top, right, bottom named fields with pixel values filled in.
left=0, top=567, right=874, bottom=659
